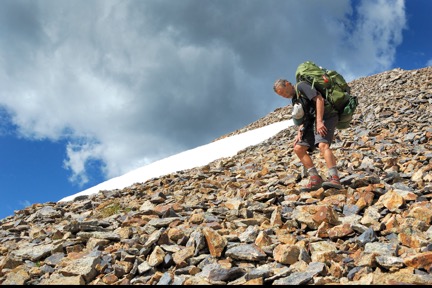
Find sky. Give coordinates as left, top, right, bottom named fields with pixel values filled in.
left=0, top=0, right=431, bottom=220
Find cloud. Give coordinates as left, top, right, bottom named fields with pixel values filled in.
left=427, top=59, right=432, bottom=67
left=63, top=140, right=104, bottom=185
left=0, top=0, right=406, bottom=185
left=19, top=200, right=31, bottom=208
left=327, top=0, right=407, bottom=80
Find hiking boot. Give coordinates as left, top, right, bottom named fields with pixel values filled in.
left=300, top=175, right=323, bottom=192
left=322, top=175, right=343, bottom=190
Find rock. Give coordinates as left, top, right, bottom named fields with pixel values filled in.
left=0, top=66, right=431, bottom=285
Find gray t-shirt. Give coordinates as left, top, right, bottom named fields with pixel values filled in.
left=296, top=81, right=320, bottom=101
left=296, top=81, right=337, bottom=119
left=295, top=81, right=319, bottom=119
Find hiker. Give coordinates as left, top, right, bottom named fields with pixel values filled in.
left=273, top=78, right=343, bottom=192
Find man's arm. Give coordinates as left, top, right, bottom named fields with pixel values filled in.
left=297, top=82, right=327, bottom=136
left=313, top=93, right=327, bottom=136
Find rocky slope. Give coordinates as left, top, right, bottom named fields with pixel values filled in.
left=0, top=66, right=431, bottom=285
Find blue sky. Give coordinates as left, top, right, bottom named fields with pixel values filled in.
left=0, top=0, right=431, bottom=220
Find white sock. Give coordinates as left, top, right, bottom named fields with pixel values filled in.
left=307, top=167, right=318, bottom=176
left=328, top=166, right=339, bottom=177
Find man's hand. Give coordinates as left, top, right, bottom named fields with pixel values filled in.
left=294, top=126, right=303, bottom=147
left=316, top=120, right=327, bottom=136
left=313, top=93, right=326, bottom=136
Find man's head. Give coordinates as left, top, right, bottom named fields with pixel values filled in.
left=273, top=79, right=295, bottom=99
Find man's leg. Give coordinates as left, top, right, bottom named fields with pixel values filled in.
left=318, top=142, right=337, bottom=169
left=294, top=144, right=323, bottom=192
left=315, top=116, right=342, bottom=189
left=318, top=142, right=342, bottom=189
left=294, top=144, right=314, bottom=169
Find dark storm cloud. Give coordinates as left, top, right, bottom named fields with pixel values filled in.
left=0, top=1, right=46, bottom=75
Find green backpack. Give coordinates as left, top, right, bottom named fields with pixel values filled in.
left=295, top=61, right=358, bottom=129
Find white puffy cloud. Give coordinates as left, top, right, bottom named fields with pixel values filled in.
left=0, top=0, right=407, bottom=185
left=327, top=0, right=406, bottom=80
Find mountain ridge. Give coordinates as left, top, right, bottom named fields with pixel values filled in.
left=0, top=66, right=431, bottom=285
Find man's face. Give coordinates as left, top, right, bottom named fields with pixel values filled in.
left=275, top=82, right=294, bottom=99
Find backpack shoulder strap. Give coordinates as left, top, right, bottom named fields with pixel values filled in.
left=294, top=82, right=312, bottom=111
left=294, top=82, right=307, bottom=101
left=293, top=82, right=315, bottom=125
left=295, top=81, right=318, bottom=104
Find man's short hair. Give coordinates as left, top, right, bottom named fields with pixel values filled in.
left=273, top=79, right=289, bottom=92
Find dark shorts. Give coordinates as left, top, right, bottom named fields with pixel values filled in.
left=297, top=115, right=338, bottom=152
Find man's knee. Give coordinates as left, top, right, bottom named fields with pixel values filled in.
left=294, top=144, right=308, bottom=156
left=318, top=142, right=330, bottom=155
